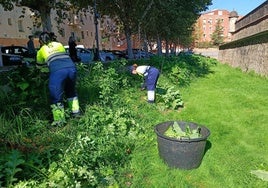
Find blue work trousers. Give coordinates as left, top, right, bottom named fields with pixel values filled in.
left=145, top=67, right=160, bottom=91
left=49, top=67, right=77, bottom=104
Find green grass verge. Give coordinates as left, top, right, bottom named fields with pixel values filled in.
left=124, top=63, right=268, bottom=188
left=1, top=57, right=267, bottom=187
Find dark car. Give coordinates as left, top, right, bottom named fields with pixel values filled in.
left=65, top=47, right=94, bottom=64
left=0, top=46, right=28, bottom=66
left=132, top=49, right=155, bottom=59
left=87, top=48, right=116, bottom=62
left=99, top=50, right=116, bottom=62
left=0, top=46, right=36, bottom=66
left=1, top=46, right=34, bottom=58
left=123, top=49, right=154, bottom=59
left=108, top=50, right=127, bottom=59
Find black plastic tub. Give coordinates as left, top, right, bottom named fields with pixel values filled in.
left=155, top=121, right=210, bottom=170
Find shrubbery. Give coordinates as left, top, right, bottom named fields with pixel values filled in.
left=0, top=55, right=217, bottom=187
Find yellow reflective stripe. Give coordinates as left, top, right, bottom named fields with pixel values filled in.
left=67, top=97, right=80, bottom=113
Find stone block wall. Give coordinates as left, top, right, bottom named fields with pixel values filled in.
left=219, top=1, right=268, bottom=76
left=234, top=1, right=268, bottom=40
left=219, top=43, right=268, bottom=76
left=234, top=18, right=268, bottom=41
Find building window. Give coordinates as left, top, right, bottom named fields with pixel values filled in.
left=208, top=19, right=212, bottom=24
left=18, top=20, right=24, bottom=32
left=81, top=31, right=84, bottom=39
left=8, top=18, right=12, bottom=25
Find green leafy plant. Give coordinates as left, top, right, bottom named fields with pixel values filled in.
left=250, top=170, right=268, bottom=181
left=157, top=85, right=184, bottom=111
left=169, top=65, right=191, bottom=86
left=1, top=66, right=49, bottom=116
left=3, top=150, right=25, bottom=187
left=164, top=122, right=201, bottom=139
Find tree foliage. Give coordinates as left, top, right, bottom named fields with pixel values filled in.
left=211, top=19, right=225, bottom=46
left=86, top=0, right=154, bottom=58
left=87, top=0, right=212, bottom=56
left=0, top=0, right=212, bottom=55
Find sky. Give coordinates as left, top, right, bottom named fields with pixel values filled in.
left=207, top=0, right=267, bottom=15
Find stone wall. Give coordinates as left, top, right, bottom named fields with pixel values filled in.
left=219, top=43, right=268, bottom=76
left=234, top=18, right=268, bottom=41
left=219, top=1, right=268, bottom=76
left=234, top=1, right=268, bottom=40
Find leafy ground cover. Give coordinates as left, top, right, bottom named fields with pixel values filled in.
left=0, top=55, right=267, bottom=187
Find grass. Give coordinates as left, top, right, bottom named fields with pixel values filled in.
left=122, top=63, right=268, bottom=187
left=0, top=57, right=267, bottom=187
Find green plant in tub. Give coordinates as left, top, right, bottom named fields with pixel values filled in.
left=165, top=122, right=201, bottom=139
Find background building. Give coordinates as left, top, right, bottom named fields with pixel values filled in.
left=194, top=9, right=242, bottom=46
left=0, top=4, right=120, bottom=50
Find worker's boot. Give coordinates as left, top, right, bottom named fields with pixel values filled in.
left=147, top=90, right=155, bottom=103
left=51, top=103, right=66, bottom=126
left=67, top=96, right=80, bottom=117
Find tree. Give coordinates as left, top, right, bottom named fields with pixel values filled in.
left=86, top=0, right=154, bottom=59
left=142, top=0, right=212, bottom=55
left=211, top=19, right=224, bottom=46
left=0, top=0, right=212, bottom=56
left=193, top=18, right=204, bottom=48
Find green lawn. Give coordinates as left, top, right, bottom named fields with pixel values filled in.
left=125, top=63, right=268, bottom=188
left=1, top=57, right=267, bottom=187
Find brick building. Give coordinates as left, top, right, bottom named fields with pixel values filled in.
left=195, top=9, right=241, bottom=44
left=0, top=4, right=122, bottom=50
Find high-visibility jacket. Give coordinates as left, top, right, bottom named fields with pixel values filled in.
left=37, top=41, right=74, bottom=72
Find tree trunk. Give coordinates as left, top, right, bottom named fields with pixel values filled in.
left=40, top=7, right=52, bottom=32
left=165, top=39, right=169, bottom=57
left=125, top=27, right=134, bottom=59
left=157, top=35, right=162, bottom=55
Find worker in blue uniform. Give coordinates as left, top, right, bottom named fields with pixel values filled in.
left=131, top=64, right=160, bottom=103
left=36, top=32, right=80, bottom=125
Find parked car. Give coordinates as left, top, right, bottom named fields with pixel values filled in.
left=65, top=47, right=94, bottom=64
left=1, top=46, right=34, bottom=58
left=108, top=50, right=127, bottom=59
left=87, top=49, right=116, bottom=62
left=178, top=49, right=193, bottom=56
left=123, top=48, right=154, bottom=59
left=99, top=50, right=116, bottom=62
left=0, top=46, right=35, bottom=66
